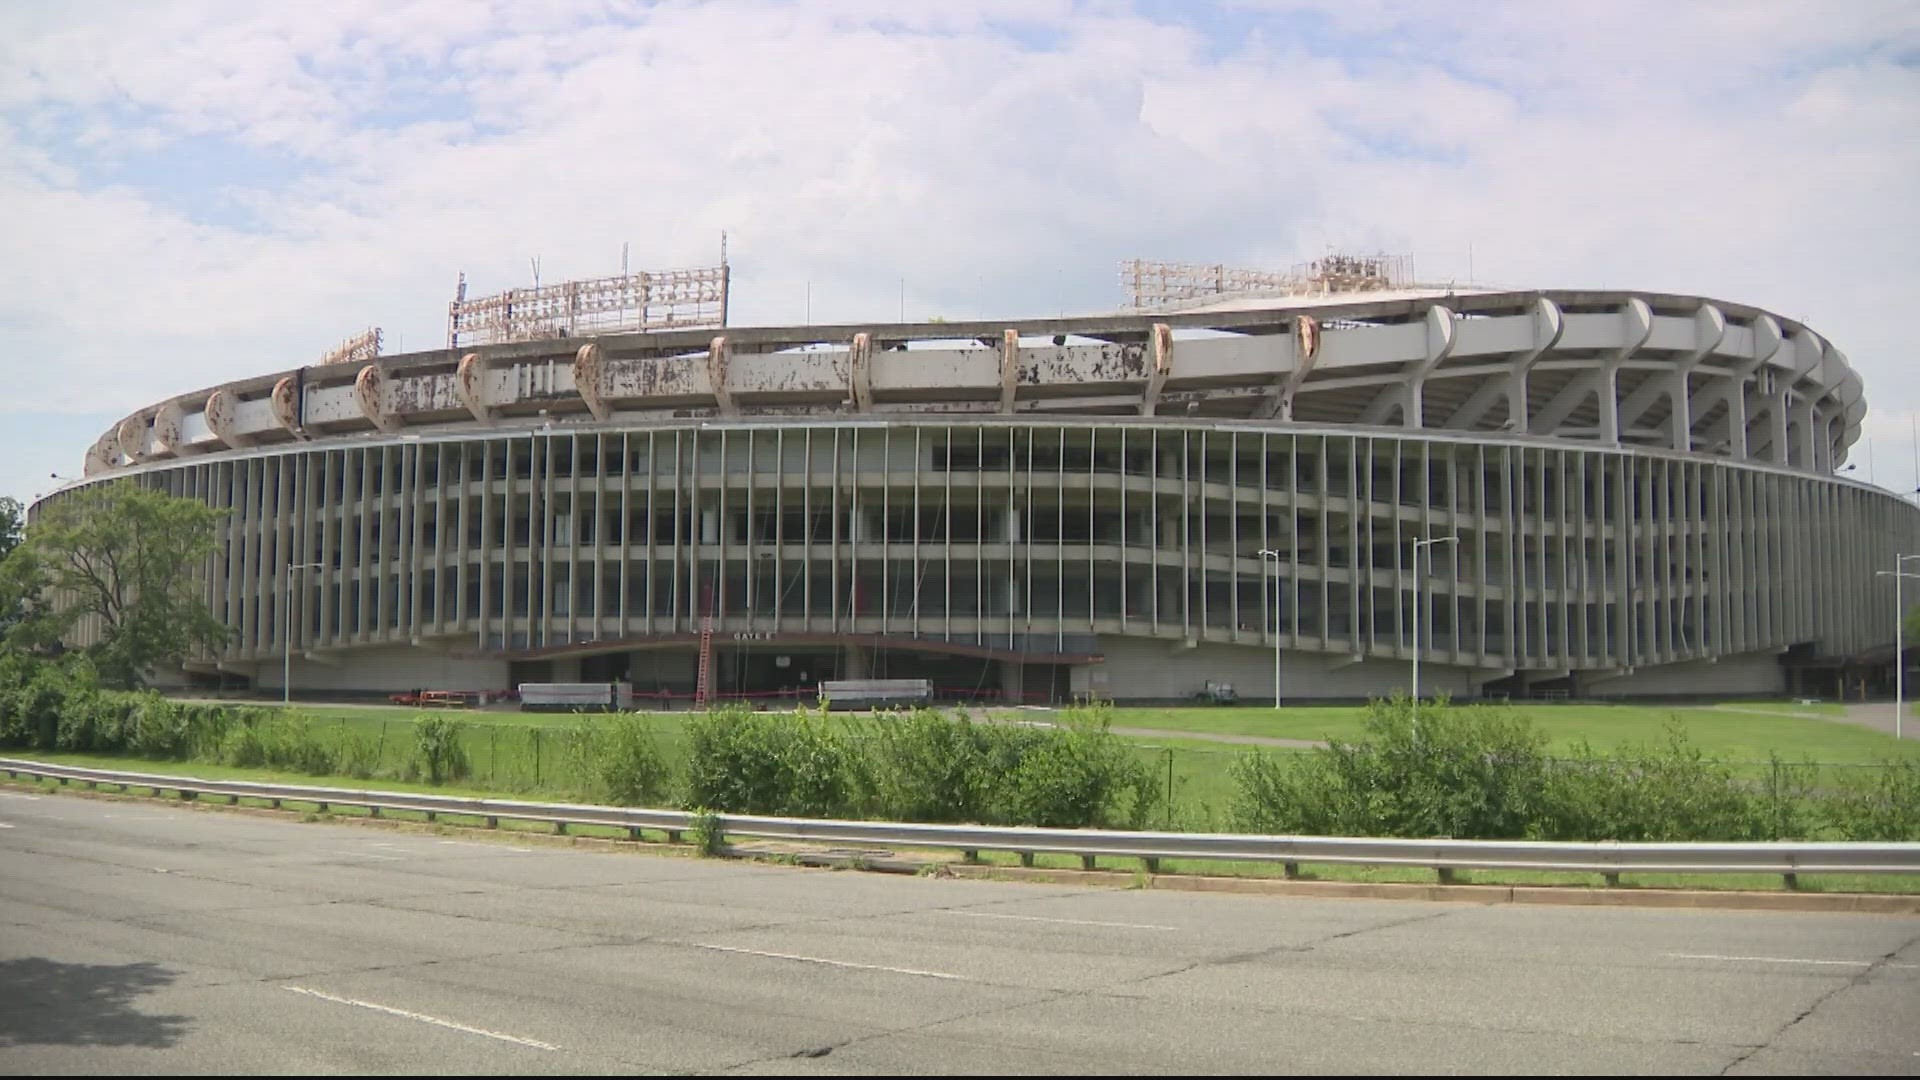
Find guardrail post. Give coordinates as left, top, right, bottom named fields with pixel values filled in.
left=1081, top=855, right=1096, bottom=871
left=1784, top=872, right=1799, bottom=890
left=961, top=849, right=978, bottom=863
left=1143, top=857, right=1160, bottom=874
left=1019, top=852, right=1035, bottom=868
left=1284, top=862, right=1300, bottom=879
left=628, top=826, right=642, bottom=841
left=227, top=794, right=239, bottom=805
left=368, top=805, right=380, bottom=818
left=1603, top=872, right=1620, bottom=887
left=667, top=829, right=683, bottom=844
left=554, top=821, right=567, bottom=835
left=270, top=798, right=282, bottom=810
left=426, top=811, right=437, bottom=823
left=486, top=816, right=499, bottom=829
left=1436, top=867, right=1457, bottom=885
left=315, top=801, right=328, bottom=813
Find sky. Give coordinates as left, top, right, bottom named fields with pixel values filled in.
left=1, top=0, right=1917, bottom=507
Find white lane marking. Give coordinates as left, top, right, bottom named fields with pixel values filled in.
left=332, top=850, right=405, bottom=862
left=691, top=943, right=963, bottom=981
left=282, top=986, right=558, bottom=1050
left=437, top=840, right=532, bottom=852
left=0, top=822, right=14, bottom=829
left=1666, top=949, right=1873, bottom=968
left=0, top=792, right=40, bottom=800
left=938, top=910, right=1176, bottom=931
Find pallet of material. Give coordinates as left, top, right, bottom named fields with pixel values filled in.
left=819, top=679, right=933, bottom=711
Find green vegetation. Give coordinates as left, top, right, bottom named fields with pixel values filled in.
left=2, top=657, right=1914, bottom=845
left=1224, top=695, right=1905, bottom=842
left=2, top=481, right=228, bottom=688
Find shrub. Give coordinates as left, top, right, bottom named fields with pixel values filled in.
left=1533, top=725, right=1774, bottom=842
left=126, top=694, right=198, bottom=758
left=1231, top=695, right=1552, bottom=839
left=328, top=724, right=384, bottom=780
left=411, top=714, right=470, bottom=784
left=1824, top=760, right=1920, bottom=841
left=683, top=705, right=854, bottom=817
left=997, top=705, right=1160, bottom=830
left=852, top=708, right=1002, bottom=824
left=1, top=658, right=99, bottom=750
left=565, top=713, right=669, bottom=806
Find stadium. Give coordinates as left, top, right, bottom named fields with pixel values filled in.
left=36, top=255, right=1920, bottom=703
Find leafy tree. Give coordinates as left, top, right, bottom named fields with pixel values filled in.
left=6, top=481, right=228, bottom=688
left=0, top=496, right=35, bottom=639
left=0, top=496, right=22, bottom=563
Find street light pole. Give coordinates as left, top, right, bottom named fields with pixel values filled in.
left=1258, top=549, right=1285, bottom=710
left=284, top=562, right=324, bottom=707
left=1410, top=536, right=1458, bottom=702
left=1876, top=553, right=1920, bottom=741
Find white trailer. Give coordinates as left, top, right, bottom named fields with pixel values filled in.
left=518, top=682, right=634, bottom=713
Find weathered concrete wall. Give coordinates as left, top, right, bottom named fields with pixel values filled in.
left=1080, top=636, right=1473, bottom=702
left=1593, top=652, right=1785, bottom=698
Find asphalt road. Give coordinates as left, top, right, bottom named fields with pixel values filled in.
left=1, top=790, right=1917, bottom=1075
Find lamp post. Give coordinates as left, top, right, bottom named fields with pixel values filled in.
left=1875, top=553, right=1920, bottom=741
left=1410, top=536, right=1458, bottom=702
left=284, top=562, right=323, bottom=706
left=1257, top=549, right=1285, bottom=710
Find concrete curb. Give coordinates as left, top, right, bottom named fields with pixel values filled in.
left=939, top=863, right=1920, bottom=915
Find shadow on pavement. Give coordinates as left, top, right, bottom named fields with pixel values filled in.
left=0, top=958, right=188, bottom=1048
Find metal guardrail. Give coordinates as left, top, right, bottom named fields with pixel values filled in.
left=6, top=757, right=1919, bottom=883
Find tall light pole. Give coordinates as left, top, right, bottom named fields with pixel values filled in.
left=1258, top=549, right=1285, bottom=710
left=284, top=562, right=323, bottom=706
left=1410, top=536, right=1458, bottom=701
left=1875, top=553, right=1920, bottom=740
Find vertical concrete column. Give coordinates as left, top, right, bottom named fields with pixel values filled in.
left=1004, top=502, right=1022, bottom=617
left=843, top=644, right=870, bottom=679
left=700, top=508, right=720, bottom=545
left=999, top=659, right=1025, bottom=703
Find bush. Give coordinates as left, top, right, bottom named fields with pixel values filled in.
left=684, top=705, right=854, bottom=817
left=1825, top=760, right=1920, bottom=841
left=1532, top=725, right=1779, bottom=842
left=1231, top=695, right=1552, bottom=839
left=328, top=724, right=384, bottom=780
left=849, top=704, right=1158, bottom=829
left=1, top=657, right=99, bottom=750
left=852, top=708, right=1005, bottom=824
left=565, top=713, right=669, bottom=806
left=998, top=705, right=1160, bottom=829
left=412, top=714, right=470, bottom=784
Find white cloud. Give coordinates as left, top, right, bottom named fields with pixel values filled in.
left=1, top=0, right=1917, bottom=503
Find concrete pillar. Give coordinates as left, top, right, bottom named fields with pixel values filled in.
left=1000, top=660, right=1025, bottom=703
left=700, top=509, right=720, bottom=545
left=843, top=645, right=870, bottom=680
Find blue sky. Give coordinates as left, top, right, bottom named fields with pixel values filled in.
left=2, top=0, right=1917, bottom=506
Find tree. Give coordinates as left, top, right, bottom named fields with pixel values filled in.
left=7, top=481, right=228, bottom=688
left=0, top=496, right=22, bottom=562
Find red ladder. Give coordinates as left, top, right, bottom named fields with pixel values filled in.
left=695, top=614, right=714, bottom=708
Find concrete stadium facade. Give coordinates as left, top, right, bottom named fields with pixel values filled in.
left=42, top=287, right=1920, bottom=702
